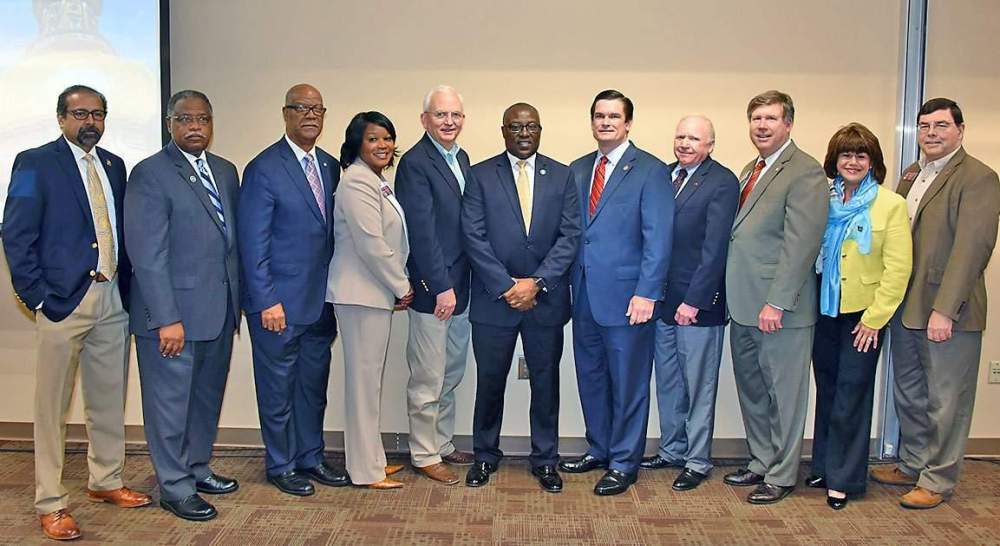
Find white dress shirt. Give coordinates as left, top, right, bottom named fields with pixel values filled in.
left=507, top=151, right=536, bottom=197
left=672, top=161, right=702, bottom=196
left=284, top=134, right=324, bottom=186
left=746, top=137, right=793, bottom=188
left=589, top=140, right=631, bottom=192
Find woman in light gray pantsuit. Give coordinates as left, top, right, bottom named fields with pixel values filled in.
left=327, top=112, right=412, bottom=489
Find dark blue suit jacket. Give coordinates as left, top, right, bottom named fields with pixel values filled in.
left=238, top=138, right=338, bottom=325
left=662, top=157, right=739, bottom=327
left=3, top=137, right=131, bottom=321
left=124, top=142, right=240, bottom=341
left=463, top=152, right=582, bottom=327
left=395, top=133, right=472, bottom=315
left=569, top=142, right=673, bottom=327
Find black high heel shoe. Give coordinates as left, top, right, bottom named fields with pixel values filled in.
left=805, top=474, right=826, bottom=488
left=826, top=494, right=848, bottom=510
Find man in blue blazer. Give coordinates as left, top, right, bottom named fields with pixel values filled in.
left=639, top=116, right=739, bottom=492
left=462, top=103, right=582, bottom=492
left=394, top=85, right=475, bottom=485
left=559, top=90, right=673, bottom=495
left=3, top=85, right=150, bottom=541
left=125, top=90, right=240, bottom=521
left=238, top=84, right=346, bottom=496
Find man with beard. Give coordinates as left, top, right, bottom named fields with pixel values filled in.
left=3, top=84, right=151, bottom=541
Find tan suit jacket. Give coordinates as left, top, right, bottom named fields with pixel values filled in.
left=328, top=160, right=410, bottom=310
left=895, top=147, right=1000, bottom=331
left=726, top=140, right=830, bottom=328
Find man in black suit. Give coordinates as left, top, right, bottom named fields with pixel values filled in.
left=461, top=103, right=581, bottom=492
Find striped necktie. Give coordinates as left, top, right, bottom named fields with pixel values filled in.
left=196, top=158, right=227, bottom=232
left=302, top=155, right=326, bottom=222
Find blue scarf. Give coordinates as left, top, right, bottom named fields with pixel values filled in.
left=816, top=172, right=878, bottom=317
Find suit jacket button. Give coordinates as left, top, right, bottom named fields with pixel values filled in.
left=91, top=242, right=98, bottom=249
left=89, top=270, right=97, bottom=277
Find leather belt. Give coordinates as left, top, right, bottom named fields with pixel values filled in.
left=94, top=272, right=110, bottom=283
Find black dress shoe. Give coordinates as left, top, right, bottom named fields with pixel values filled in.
left=805, top=474, right=827, bottom=489
left=594, top=469, right=637, bottom=496
left=267, top=470, right=315, bottom=496
left=558, top=454, right=608, bottom=474
left=196, top=472, right=239, bottom=495
left=531, top=465, right=563, bottom=493
left=159, top=494, right=217, bottom=521
left=747, top=483, right=794, bottom=504
left=827, top=494, right=848, bottom=510
left=723, top=468, right=765, bottom=487
left=639, top=455, right=684, bottom=470
left=465, top=461, right=498, bottom=487
left=299, top=462, right=350, bottom=487
left=672, top=468, right=708, bottom=491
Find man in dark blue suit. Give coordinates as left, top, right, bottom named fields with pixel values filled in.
left=394, top=85, right=475, bottom=485
left=238, top=84, right=346, bottom=496
left=638, top=115, right=739, bottom=492
left=559, top=89, right=673, bottom=496
left=125, top=90, right=240, bottom=521
left=3, top=84, right=150, bottom=541
left=462, top=103, right=581, bottom=492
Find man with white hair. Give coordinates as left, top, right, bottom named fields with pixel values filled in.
left=394, top=85, right=475, bottom=485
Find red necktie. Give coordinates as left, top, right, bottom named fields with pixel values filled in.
left=739, top=159, right=767, bottom=209
left=589, top=155, right=609, bottom=217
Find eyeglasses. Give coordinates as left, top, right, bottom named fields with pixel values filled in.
left=917, top=121, right=955, bottom=133
left=284, top=104, right=327, bottom=116
left=67, top=109, right=107, bottom=121
left=169, top=114, right=213, bottom=126
left=506, top=123, right=542, bottom=134
left=428, top=111, right=465, bottom=121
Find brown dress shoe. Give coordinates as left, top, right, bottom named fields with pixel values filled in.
left=385, top=464, right=405, bottom=476
left=86, top=486, right=153, bottom=508
left=367, top=478, right=404, bottom=490
left=39, top=509, right=82, bottom=541
left=901, top=486, right=945, bottom=509
left=441, top=450, right=474, bottom=466
left=870, top=465, right=918, bottom=486
left=415, top=462, right=459, bottom=485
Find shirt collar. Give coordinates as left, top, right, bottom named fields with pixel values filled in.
left=507, top=152, right=536, bottom=172
left=919, top=146, right=961, bottom=172
left=673, top=160, right=702, bottom=180
left=64, top=135, right=94, bottom=161
left=758, top=138, right=793, bottom=167
left=284, top=134, right=318, bottom=165
left=176, top=143, right=207, bottom=166
left=428, top=133, right=461, bottom=160
left=600, top=140, right=631, bottom=167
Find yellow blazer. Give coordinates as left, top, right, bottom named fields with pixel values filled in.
left=837, top=186, right=912, bottom=329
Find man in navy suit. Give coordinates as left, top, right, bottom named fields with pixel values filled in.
left=638, top=115, right=739, bottom=492
left=559, top=89, right=673, bottom=496
left=238, top=84, right=347, bottom=496
left=125, top=90, right=240, bottom=521
left=462, top=103, right=582, bottom=492
left=3, top=84, right=151, bottom=541
left=394, top=85, right=475, bottom=485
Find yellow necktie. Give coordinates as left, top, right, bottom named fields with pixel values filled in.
left=83, top=155, right=116, bottom=278
left=516, top=160, right=532, bottom=233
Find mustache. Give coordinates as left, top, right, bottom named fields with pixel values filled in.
left=77, top=126, right=102, bottom=141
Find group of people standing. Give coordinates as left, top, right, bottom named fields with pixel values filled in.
left=3, top=82, right=997, bottom=542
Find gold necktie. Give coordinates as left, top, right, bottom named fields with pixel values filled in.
left=83, top=154, right=116, bottom=278
left=516, top=160, right=532, bottom=233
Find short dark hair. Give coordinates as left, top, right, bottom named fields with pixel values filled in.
left=340, top=111, right=399, bottom=170
left=590, top=89, right=634, bottom=122
left=57, top=84, right=107, bottom=116
left=823, top=122, right=887, bottom=184
left=918, top=97, right=963, bottom=125
left=747, top=90, right=795, bottom=123
left=166, top=89, right=213, bottom=116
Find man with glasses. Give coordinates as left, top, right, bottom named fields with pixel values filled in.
left=395, top=85, right=475, bottom=485
left=125, top=90, right=240, bottom=521
left=237, top=84, right=346, bottom=496
left=4, top=84, right=151, bottom=541
left=871, top=98, right=1000, bottom=509
left=461, top=103, right=581, bottom=492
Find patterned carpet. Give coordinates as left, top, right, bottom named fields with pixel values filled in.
left=2, top=443, right=999, bottom=545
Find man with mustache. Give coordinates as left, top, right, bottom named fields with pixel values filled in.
left=125, top=90, right=241, bottom=521
left=238, top=84, right=347, bottom=496
left=3, top=84, right=151, bottom=541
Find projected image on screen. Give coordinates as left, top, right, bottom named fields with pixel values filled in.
left=0, top=0, right=162, bottom=216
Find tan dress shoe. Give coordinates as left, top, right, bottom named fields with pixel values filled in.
left=385, top=464, right=405, bottom=476
left=415, top=462, right=459, bottom=485
left=39, top=509, right=82, bottom=541
left=86, top=486, right=153, bottom=508
left=870, top=465, right=917, bottom=486
left=367, top=478, right=404, bottom=490
left=900, top=486, right=945, bottom=509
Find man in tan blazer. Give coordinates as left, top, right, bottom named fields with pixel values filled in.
left=871, top=98, right=1000, bottom=509
left=723, top=90, right=829, bottom=504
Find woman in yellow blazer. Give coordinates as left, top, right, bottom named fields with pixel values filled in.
left=327, top=112, right=413, bottom=489
left=807, top=123, right=912, bottom=509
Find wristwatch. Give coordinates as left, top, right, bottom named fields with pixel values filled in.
left=533, top=277, right=548, bottom=293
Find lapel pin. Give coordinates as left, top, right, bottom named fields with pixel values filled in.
left=623, top=164, right=631, bottom=172
left=105, top=159, right=112, bottom=166
left=539, top=168, right=546, bottom=176
left=322, top=162, right=328, bottom=168
left=903, top=171, right=918, bottom=181
left=188, top=175, right=197, bottom=183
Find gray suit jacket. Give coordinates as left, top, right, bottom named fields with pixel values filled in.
left=327, top=159, right=410, bottom=310
left=726, top=140, right=829, bottom=328
left=124, top=142, right=241, bottom=340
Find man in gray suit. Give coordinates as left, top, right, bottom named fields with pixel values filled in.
left=723, top=90, right=828, bottom=504
left=125, top=90, right=240, bottom=521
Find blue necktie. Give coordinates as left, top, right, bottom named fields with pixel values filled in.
left=196, top=158, right=227, bottom=233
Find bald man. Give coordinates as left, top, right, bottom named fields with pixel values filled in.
left=238, top=84, right=347, bottom=496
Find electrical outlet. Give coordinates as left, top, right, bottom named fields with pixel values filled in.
left=990, top=361, right=1000, bottom=384
left=517, top=355, right=529, bottom=380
